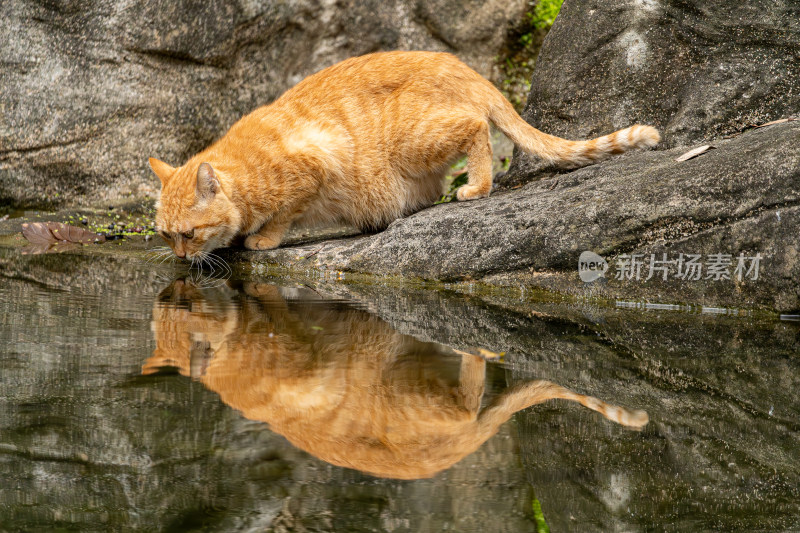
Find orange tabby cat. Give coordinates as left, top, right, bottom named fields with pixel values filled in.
left=143, top=279, right=649, bottom=479
left=149, top=51, right=660, bottom=258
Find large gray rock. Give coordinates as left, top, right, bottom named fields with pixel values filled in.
left=240, top=121, right=800, bottom=312
left=507, top=0, right=800, bottom=178
left=0, top=0, right=526, bottom=208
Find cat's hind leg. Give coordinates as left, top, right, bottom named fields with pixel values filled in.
left=456, top=120, right=493, bottom=202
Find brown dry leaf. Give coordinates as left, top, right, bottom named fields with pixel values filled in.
left=50, top=223, right=106, bottom=244
left=21, top=222, right=57, bottom=245
left=21, top=222, right=106, bottom=247
left=22, top=242, right=79, bottom=255
left=21, top=243, right=52, bottom=255
left=675, top=144, right=716, bottom=162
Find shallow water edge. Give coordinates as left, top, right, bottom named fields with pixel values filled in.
left=1, top=242, right=799, bottom=531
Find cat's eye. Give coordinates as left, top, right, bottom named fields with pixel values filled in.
left=182, top=229, right=194, bottom=240
left=160, top=231, right=172, bottom=241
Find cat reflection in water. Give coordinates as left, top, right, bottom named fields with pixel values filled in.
left=143, top=279, right=648, bottom=479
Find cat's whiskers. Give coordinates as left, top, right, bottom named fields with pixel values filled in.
left=189, top=250, right=231, bottom=278
left=144, top=246, right=169, bottom=260
left=204, top=251, right=232, bottom=278
left=145, top=247, right=178, bottom=267
left=186, top=267, right=227, bottom=289
left=182, top=250, right=232, bottom=285
left=148, top=246, right=228, bottom=279
left=153, top=252, right=173, bottom=263
left=157, top=251, right=177, bottom=265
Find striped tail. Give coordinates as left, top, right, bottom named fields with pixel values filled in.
left=488, top=89, right=660, bottom=168
left=477, top=380, right=649, bottom=437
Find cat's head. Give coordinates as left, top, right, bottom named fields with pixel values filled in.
left=149, top=158, right=242, bottom=259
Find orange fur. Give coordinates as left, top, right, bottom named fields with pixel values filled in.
left=144, top=280, right=649, bottom=479
left=149, top=51, right=660, bottom=257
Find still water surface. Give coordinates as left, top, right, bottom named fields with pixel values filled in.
left=0, top=246, right=798, bottom=531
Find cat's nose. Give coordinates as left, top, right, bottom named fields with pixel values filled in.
left=175, top=250, right=186, bottom=258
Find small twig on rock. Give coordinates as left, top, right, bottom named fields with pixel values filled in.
left=302, top=245, right=325, bottom=260
left=675, top=145, right=716, bottom=162
left=754, top=117, right=796, bottom=129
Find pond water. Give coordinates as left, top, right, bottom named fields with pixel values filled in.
left=0, top=244, right=798, bottom=532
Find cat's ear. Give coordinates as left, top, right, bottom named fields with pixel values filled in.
left=148, top=158, right=176, bottom=185
left=196, top=162, right=220, bottom=200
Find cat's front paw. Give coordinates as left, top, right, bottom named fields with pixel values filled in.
left=245, top=234, right=281, bottom=250
left=456, top=184, right=490, bottom=202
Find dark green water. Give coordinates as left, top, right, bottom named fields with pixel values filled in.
left=1, top=245, right=799, bottom=532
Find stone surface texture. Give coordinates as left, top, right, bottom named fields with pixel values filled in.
left=506, top=0, right=800, bottom=179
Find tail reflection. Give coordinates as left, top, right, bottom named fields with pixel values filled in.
left=144, top=279, right=648, bottom=479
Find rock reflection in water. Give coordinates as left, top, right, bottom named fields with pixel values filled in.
left=143, top=279, right=648, bottom=479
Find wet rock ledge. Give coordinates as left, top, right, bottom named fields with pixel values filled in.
left=231, top=121, right=800, bottom=313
